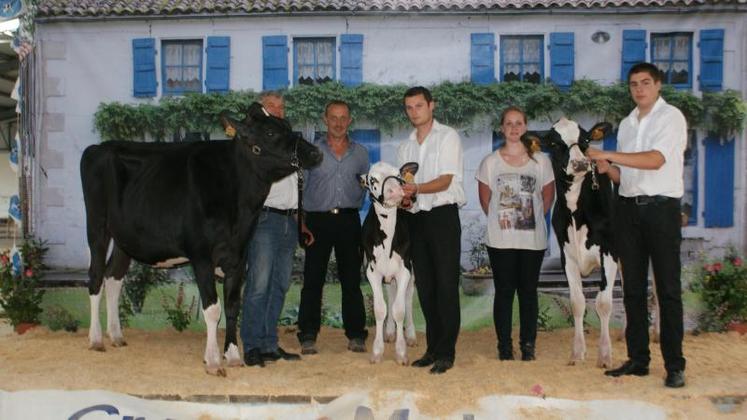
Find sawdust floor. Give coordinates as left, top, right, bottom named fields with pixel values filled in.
left=1, top=322, right=745, bottom=418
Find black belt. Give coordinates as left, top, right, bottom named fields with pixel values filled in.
left=620, top=195, right=677, bottom=206
left=262, top=206, right=297, bottom=216
left=308, top=208, right=358, bottom=215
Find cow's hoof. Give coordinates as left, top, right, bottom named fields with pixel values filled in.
left=567, top=359, right=580, bottom=366
left=406, top=337, right=417, bottom=347
left=111, top=339, right=127, bottom=347
left=206, top=366, right=227, bottom=377
left=597, top=359, right=612, bottom=369
left=384, top=333, right=395, bottom=343
left=396, top=356, right=409, bottom=366
left=225, top=358, right=243, bottom=368
left=89, top=342, right=105, bottom=352
left=370, top=354, right=383, bottom=364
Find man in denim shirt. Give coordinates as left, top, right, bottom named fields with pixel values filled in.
left=297, top=100, right=369, bottom=354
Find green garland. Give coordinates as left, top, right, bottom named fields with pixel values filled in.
left=93, top=80, right=746, bottom=142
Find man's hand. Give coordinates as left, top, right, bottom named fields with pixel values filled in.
left=225, top=126, right=236, bottom=138
left=585, top=147, right=606, bottom=161
left=594, top=158, right=612, bottom=174
left=301, top=223, right=315, bottom=246
left=402, top=182, right=418, bottom=199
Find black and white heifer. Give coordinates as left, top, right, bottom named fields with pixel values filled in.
left=360, top=162, right=417, bottom=365
left=80, top=103, right=322, bottom=376
left=527, top=118, right=617, bottom=368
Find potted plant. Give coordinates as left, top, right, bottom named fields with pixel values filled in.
left=0, top=239, right=48, bottom=334
left=689, top=249, right=747, bottom=333
left=461, top=219, right=494, bottom=296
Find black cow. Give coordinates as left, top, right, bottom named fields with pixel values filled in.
left=526, top=118, right=617, bottom=368
left=80, top=102, right=322, bottom=376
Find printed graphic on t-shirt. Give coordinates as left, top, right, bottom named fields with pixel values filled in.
left=495, top=174, right=536, bottom=231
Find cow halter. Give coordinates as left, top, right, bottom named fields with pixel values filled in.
left=569, top=143, right=599, bottom=191
left=368, top=175, right=405, bottom=209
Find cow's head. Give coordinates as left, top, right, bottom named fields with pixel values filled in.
left=529, top=118, right=612, bottom=178
left=359, top=162, right=418, bottom=209
left=221, top=103, right=322, bottom=179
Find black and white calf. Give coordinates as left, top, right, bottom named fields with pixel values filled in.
left=529, top=118, right=618, bottom=367
left=80, top=103, right=322, bottom=376
left=360, top=162, right=417, bottom=364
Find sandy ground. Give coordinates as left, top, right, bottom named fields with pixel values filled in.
left=0, top=321, right=746, bottom=418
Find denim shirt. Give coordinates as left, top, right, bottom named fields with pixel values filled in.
left=303, top=137, right=369, bottom=212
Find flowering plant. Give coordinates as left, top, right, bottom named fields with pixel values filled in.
left=0, top=238, right=48, bottom=328
left=689, top=250, right=747, bottom=332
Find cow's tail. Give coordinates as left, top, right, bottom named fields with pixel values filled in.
left=599, top=252, right=608, bottom=291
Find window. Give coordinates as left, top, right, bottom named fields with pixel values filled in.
left=500, top=35, right=543, bottom=83
left=294, top=38, right=335, bottom=85
left=651, top=33, right=693, bottom=88
left=162, top=40, right=203, bottom=95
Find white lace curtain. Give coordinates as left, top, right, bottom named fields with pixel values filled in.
left=164, top=41, right=202, bottom=92
left=653, top=35, right=690, bottom=84
left=296, top=39, right=334, bottom=84
left=502, top=37, right=541, bottom=83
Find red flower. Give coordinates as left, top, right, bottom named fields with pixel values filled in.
left=0, top=255, right=8, bottom=265
left=24, top=268, right=33, bottom=278
left=704, top=264, right=714, bottom=273
left=713, top=262, right=723, bottom=272
left=734, top=257, right=743, bottom=267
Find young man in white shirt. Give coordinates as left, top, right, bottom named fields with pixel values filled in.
left=587, top=62, right=687, bottom=388
left=399, top=86, right=466, bottom=374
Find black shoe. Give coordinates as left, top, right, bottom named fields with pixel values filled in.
left=300, top=340, right=318, bottom=355
left=261, top=347, right=301, bottom=362
left=347, top=338, right=366, bottom=353
left=665, top=370, right=686, bottom=388
left=429, top=359, right=454, bottom=374
left=411, top=353, right=435, bottom=368
left=604, top=360, right=649, bottom=377
left=521, top=343, right=535, bottom=361
left=244, top=349, right=265, bottom=367
left=498, top=348, right=514, bottom=361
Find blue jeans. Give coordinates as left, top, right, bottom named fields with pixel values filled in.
left=240, top=210, right=297, bottom=353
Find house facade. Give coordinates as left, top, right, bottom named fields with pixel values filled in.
left=31, top=0, right=747, bottom=268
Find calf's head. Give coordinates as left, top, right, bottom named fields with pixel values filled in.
left=526, top=118, right=611, bottom=178
left=221, top=103, right=322, bottom=179
left=359, top=162, right=418, bottom=208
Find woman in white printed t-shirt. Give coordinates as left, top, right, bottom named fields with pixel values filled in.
left=476, top=106, right=555, bottom=361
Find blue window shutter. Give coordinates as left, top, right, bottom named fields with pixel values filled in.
left=351, top=129, right=380, bottom=222
left=262, top=35, right=289, bottom=90
left=621, top=30, right=647, bottom=82
left=340, top=34, right=363, bottom=87
left=699, top=29, right=724, bottom=92
left=471, top=33, right=495, bottom=85
left=205, top=36, right=230, bottom=93
left=132, top=38, right=156, bottom=97
left=550, top=32, right=574, bottom=90
left=603, top=130, right=618, bottom=151
left=704, top=136, right=734, bottom=227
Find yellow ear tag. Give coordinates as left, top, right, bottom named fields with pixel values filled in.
left=225, top=126, right=236, bottom=138
left=530, top=138, right=541, bottom=153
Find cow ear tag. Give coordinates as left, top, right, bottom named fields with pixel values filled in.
left=589, top=122, right=613, bottom=141
left=399, top=162, right=419, bottom=183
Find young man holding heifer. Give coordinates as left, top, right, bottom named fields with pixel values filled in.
left=398, top=86, right=466, bottom=374
left=587, top=62, right=687, bottom=388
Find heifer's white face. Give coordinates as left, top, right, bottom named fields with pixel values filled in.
left=553, top=118, right=590, bottom=176
left=361, top=162, right=405, bottom=208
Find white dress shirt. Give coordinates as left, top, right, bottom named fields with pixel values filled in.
left=617, top=96, right=687, bottom=198
left=264, top=173, right=298, bottom=210
left=397, top=119, right=466, bottom=212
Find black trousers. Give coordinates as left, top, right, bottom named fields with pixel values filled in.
left=405, top=204, right=461, bottom=362
left=487, top=247, right=545, bottom=351
left=617, top=197, right=686, bottom=373
left=297, top=211, right=367, bottom=342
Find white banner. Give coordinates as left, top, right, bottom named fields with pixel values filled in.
left=0, top=389, right=669, bottom=420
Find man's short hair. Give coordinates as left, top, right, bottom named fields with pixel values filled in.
left=627, top=62, right=663, bottom=83
left=324, top=100, right=350, bottom=116
left=259, top=90, right=283, bottom=102
left=403, top=86, right=433, bottom=104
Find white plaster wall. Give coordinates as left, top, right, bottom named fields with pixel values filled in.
left=35, top=12, right=746, bottom=268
